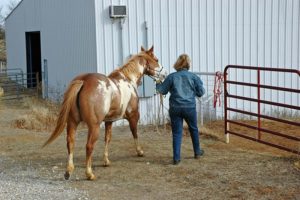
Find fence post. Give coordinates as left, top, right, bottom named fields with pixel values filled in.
left=36, top=72, right=39, bottom=97
left=15, top=74, right=20, bottom=99
left=257, top=69, right=261, bottom=140
left=200, top=102, right=204, bottom=126
left=43, top=59, right=48, bottom=99
left=224, top=68, right=230, bottom=143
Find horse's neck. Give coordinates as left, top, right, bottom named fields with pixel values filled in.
left=114, top=61, right=145, bottom=86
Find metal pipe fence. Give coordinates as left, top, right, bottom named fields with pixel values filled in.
left=224, top=65, right=300, bottom=155
left=0, top=68, right=43, bottom=100
left=195, top=72, right=224, bottom=125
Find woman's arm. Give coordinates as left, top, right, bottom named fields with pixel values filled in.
left=156, top=75, right=172, bottom=95
left=194, top=76, right=205, bottom=97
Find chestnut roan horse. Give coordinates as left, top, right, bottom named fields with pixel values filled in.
left=43, top=46, right=166, bottom=180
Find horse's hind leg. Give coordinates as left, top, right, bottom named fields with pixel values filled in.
left=85, top=124, right=100, bottom=180
left=103, top=122, right=112, bottom=167
left=128, top=116, right=144, bottom=157
left=64, top=119, right=79, bottom=180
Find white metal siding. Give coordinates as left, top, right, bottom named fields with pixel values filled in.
left=94, top=0, right=300, bottom=124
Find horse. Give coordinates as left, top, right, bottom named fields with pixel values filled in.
left=43, top=46, right=167, bottom=180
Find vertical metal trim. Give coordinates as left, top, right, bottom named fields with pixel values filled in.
left=263, top=0, right=266, bottom=68
left=167, top=0, right=170, bottom=69
left=213, top=0, right=215, bottom=71
left=191, top=0, right=194, bottom=71
left=199, top=0, right=201, bottom=72
left=228, top=0, right=230, bottom=66
left=284, top=0, right=287, bottom=67
left=220, top=0, right=223, bottom=70
left=111, top=17, right=115, bottom=68
left=290, top=0, right=294, bottom=106
left=242, top=0, right=245, bottom=111
left=277, top=0, right=280, bottom=104
left=128, top=0, right=131, bottom=53
left=284, top=0, right=287, bottom=109
left=144, top=1, right=148, bottom=48
left=256, top=0, right=259, bottom=66
left=205, top=0, right=208, bottom=89
left=221, top=0, right=224, bottom=118
left=249, top=0, right=252, bottom=117
left=263, top=0, right=266, bottom=111
left=102, top=0, right=107, bottom=74
left=151, top=0, right=154, bottom=49
left=298, top=0, right=300, bottom=106
left=270, top=0, right=273, bottom=67
left=235, top=0, right=238, bottom=115
left=257, top=69, right=261, bottom=140
left=183, top=0, right=186, bottom=52
left=175, top=0, right=178, bottom=56
left=136, top=0, right=139, bottom=52
left=270, top=0, right=273, bottom=107
left=159, top=0, right=162, bottom=62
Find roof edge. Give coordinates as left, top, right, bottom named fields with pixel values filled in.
left=4, top=0, right=24, bottom=21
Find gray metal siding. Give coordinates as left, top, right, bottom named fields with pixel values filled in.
left=6, top=0, right=97, bottom=98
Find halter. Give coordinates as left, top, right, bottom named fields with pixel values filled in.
left=145, top=65, right=165, bottom=81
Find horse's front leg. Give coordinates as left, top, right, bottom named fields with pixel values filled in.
left=128, top=114, right=144, bottom=157
left=85, top=124, right=100, bottom=180
left=103, top=122, right=112, bottom=167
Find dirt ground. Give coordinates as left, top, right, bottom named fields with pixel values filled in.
left=0, top=101, right=300, bottom=200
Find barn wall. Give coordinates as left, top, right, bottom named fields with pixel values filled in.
left=6, top=0, right=98, bottom=99
left=6, top=0, right=300, bottom=125
left=94, top=0, right=300, bottom=124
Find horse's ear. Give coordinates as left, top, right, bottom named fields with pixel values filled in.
left=148, top=45, right=154, bottom=53
left=141, top=46, right=146, bottom=52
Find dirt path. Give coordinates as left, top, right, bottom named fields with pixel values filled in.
left=0, top=102, right=299, bottom=200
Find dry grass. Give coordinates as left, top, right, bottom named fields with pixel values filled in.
left=0, top=87, right=3, bottom=97
left=13, top=97, right=59, bottom=131
left=0, top=38, right=5, bottom=61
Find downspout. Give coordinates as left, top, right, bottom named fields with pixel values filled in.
left=120, top=19, right=125, bottom=63
left=145, top=21, right=149, bottom=49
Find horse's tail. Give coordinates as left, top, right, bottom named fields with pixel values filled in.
left=43, top=80, right=84, bottom=147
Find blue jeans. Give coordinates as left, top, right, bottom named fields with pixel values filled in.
left=169, top=106, right=201, bottom=161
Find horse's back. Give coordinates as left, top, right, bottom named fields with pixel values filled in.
left=69, top=72, right=137, bottom=124
left=70, top=73, right=112, bottom=124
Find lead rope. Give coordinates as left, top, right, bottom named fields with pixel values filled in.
left=213, top=71, right=224, bottom=108
left=156, top=93, right=167, bottom=134
left=160, top=93, right=167, bottom=132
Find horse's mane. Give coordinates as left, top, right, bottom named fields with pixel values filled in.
left=109, top=53, right=148, bottom=80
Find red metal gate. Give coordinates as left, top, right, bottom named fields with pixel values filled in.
left=224, top=65, right=300, bottom=155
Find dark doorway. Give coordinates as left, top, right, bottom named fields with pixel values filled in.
left=26, top=32, right=41, bottom=88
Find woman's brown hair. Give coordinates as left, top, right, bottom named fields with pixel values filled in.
left=173, top=54, right=191, bottom=71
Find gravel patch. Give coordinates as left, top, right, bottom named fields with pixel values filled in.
left=0, top=156, right=89, bottom=200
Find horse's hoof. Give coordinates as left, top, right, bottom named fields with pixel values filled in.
left=103, top=160, right=111, bottom=167
left=86, top=174, right=96, bottom=181
left=64, top=172, right=71, bottom=180
left=137, top=150, right=144, bottom=157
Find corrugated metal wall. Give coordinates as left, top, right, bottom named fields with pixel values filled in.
left=6, top=0, right=98, bottom=99
left=6, top=0, right=300, bottom=124
left=95, top=0, right=300, bottom=124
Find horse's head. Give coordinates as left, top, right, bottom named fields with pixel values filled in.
left=140, top=46, right=168, bottom=82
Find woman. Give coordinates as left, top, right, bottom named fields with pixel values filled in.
left=156, top=54, right=205, bottom=165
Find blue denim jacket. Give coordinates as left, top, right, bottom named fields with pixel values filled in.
left=156, top=69, right=205, bottom=108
